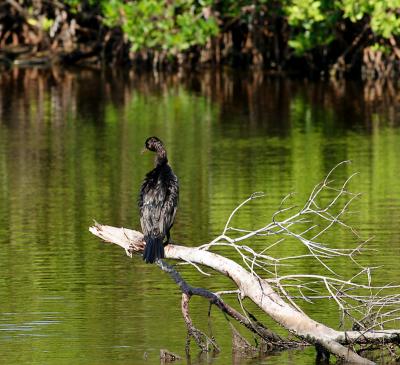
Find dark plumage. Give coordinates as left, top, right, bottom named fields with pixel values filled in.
left=139, top=137, right=179, bottom=264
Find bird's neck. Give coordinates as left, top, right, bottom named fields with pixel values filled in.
left=155, top=148, right=168, bottom=166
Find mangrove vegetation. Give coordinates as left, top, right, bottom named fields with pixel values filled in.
left=1, top=0, right=400, bottom=78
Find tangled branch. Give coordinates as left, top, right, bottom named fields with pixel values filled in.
left=201, top=160, right=400, bottom=335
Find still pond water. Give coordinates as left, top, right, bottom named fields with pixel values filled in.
left=0, top=69, right=399, bottom=364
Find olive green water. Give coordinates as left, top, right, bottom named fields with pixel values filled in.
left=0, top=69, right=399, bottom=365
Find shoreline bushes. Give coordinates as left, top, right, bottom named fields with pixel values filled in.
left=1, top=0, right=400, bottom=78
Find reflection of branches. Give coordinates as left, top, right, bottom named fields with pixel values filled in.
left=202, top=161, right=400, bottom=334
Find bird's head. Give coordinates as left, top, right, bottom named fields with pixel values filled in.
left=143, top=136, right=164, bottom=153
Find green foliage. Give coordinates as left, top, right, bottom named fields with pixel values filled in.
left=284, top=0, right=400, bottom=55
left=284, top=0, right=338, bottom=54
left=101, top=0, right=219, bottom=54
left=41, top=17, right=54, bottom=32
left=341, top=0, right=400, bottom=39
left=12, top=0, right=400, bottom=64
left=370, top=42, right=391, bottom=54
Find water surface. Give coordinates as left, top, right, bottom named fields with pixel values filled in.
left=0, top=69, right=399, bottom=364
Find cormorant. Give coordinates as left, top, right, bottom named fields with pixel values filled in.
left=139, top=137, right=179, bottom=263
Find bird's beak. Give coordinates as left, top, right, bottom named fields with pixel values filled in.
left=141, top=147, right=147, bottom=155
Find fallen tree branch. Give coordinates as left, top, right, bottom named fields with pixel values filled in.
left=89, top=223, right=400, bottom=364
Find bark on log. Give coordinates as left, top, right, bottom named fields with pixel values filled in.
left=89, top=223, right=400, bottom=364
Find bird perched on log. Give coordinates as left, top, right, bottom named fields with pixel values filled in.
left=138, top=137, right=179, bottom=263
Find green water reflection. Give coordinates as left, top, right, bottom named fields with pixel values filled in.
left=0, top=69, right=399, bottom=364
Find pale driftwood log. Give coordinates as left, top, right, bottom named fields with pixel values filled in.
left=89, top=223, right=400, bottom=364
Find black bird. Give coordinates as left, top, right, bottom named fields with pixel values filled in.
left=139, top=137, right=179, bottom=263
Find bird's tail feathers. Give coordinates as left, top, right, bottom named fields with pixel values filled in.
left=143, top=236, right=165, bottom=264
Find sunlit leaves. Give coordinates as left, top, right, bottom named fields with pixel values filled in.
left=285, top=0, right=400, bottom=54
left=36, top=0, right=400, bottom=60
left=99, top=0, right=219, bottom=54
left=285, top=0, right=337, bottom=54
left=341, top=0, right=400, bottom=38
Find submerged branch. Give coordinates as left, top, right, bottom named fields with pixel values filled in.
left=157, top=260, right=290, bottom=348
